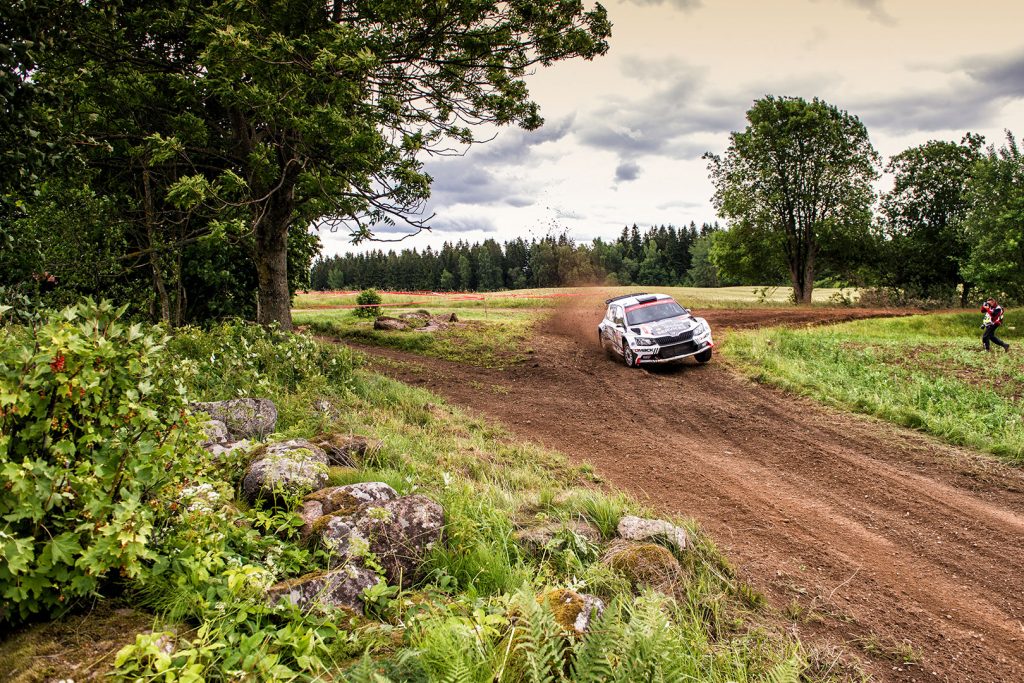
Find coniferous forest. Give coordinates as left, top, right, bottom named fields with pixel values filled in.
left=311, top=223, right=729, bottom=292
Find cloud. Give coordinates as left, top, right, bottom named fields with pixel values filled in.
left=856, top=49, right=1024, bottom=134
left=615, top=160, right=642, bottom=182
left=621, top=0, right=702, bottom=11
left=840, top=0, right=896, bottom=25
left=574, top=65, right=742, bottom=159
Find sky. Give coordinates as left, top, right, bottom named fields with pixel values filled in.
left=318, top=0, right=1024, bottom=256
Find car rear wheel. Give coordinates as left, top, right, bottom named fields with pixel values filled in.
left=695, top=347, right=713, bottom=364
left=623, top=342, right=638, bottom=368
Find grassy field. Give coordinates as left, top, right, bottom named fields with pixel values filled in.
left=294, top=285, right=857, bottom=312
left=294, top=285, right=855, bottom=368
left=722, top=313, right=1024, bottom=464
left=295, top=307, right=537, bottom=368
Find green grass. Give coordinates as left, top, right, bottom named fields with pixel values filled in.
left=294, top=285, right=858, bottom=312
left=295, top=308, right=536, bottom=368
left=722, top=313, right=1024, bottom=463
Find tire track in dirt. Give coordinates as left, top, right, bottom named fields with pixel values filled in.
left=345, top=305, right=1024, bottom=682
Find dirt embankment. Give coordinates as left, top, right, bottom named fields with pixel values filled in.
left=348, top=304, right=1024, bottom=682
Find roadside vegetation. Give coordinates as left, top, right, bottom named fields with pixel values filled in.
left=723, top=313, right=1024, bottom=463
left=1, top=302, right=830, bottom=681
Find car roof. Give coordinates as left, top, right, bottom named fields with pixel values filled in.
left=605, top=292, right=675, bottom=308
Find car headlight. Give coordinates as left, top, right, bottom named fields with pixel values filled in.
left=634, top=337, right=656, bottom=347
left=692, top=321, right=710, bottom=338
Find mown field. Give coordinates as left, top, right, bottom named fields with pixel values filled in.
left=293, top=286, right=857, bottom=368
left=722, top=313, right=1024, bottom=464
left=294, top=285, right=856, bottom=312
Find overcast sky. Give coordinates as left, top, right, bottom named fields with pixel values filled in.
left=319, top=0, right=1024, bottom=256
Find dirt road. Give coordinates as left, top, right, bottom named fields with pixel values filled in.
left=349, top=305, right=1024, bottom=682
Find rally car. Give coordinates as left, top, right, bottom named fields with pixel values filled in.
left=598, top=293, right=714, bottom=367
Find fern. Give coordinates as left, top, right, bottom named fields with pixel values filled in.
left=762, top=656, right=802, bottom=683
left=344, top=652, right=394, bottom=683
left=512, top=590, right=567, bottom=683
left=440, top=656, right=475, bottom=683
left=569, top=604, right=616, bottom=682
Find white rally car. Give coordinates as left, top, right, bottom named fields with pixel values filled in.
left=598, top=293, right=714, bottom=367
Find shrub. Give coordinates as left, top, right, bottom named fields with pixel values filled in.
left=0, top=300, right=205, bottom=624
left=166, top=320, right=356, bottom=401
left=354, top=288, right=383, bottom=318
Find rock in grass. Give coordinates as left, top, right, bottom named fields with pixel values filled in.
left=601, top=541, right=686, bottom=592
left=191, top=398, right=278, bottom=440
left=542, top=589, right=606, bottom=635
left=514, top=520, right=602, bottom=556
left=201, top=419, right=230, bottom=447
left=311, top=494, right=444, bottom=587
left=241, top=440, right=329, bottom=504
left=616, top=515, right=689, bottom=552
left=311, top=434, right=382, bottom=467
left=266, top=564, right=379, bottom=614
left=373, top=317, right=406, bottom=331
left=306, top=482, right=398, bottom=516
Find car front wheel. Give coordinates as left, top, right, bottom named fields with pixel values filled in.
left=623, top=342, right=638, bottom=368
left=695, top=347, right=713, bottom=364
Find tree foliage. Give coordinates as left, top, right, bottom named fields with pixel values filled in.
left=24, top=0, right=610, bottom=329
left=706, top=96, right=879, bottom=302
left=962, top=132, right=1024, bottom=302
left=878, top=135, right=983, bottom=303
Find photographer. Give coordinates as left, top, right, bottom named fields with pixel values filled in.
left=980, top=298, right=1010, bottom=353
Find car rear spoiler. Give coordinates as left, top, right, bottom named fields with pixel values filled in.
left=605, top=292, right=649, bottom=304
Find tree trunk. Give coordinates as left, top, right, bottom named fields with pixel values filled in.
left=960, top=281, right=972, bottom=308
left=142, top=167, right=171, bottom=324
left=254, top=191, right=295, bottom=330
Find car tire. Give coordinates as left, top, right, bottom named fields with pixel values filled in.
left=695, top=347, right=713, bottom=364
left=623, top=341, right=638, bottom=368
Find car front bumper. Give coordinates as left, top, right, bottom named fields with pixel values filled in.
left=632, top=338, right=714, bottom=363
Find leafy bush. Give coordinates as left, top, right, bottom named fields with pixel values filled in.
left=354, top=288, right=383, bottom=319
left=0, top=300, right=204, bottom=624
left=167, top=320, right=356, bottom=401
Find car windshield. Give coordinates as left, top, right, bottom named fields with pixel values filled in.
left=625, top=300, right=686, bottom=325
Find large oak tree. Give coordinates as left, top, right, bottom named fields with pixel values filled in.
left=706, top=96, right=879, bottom=303
left=34, top=0, right=611, bottom=328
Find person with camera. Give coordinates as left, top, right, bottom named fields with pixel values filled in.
left=980, top=298, right=1010, bottom=353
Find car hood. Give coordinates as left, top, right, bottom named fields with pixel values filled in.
left=632, top=314, right=697, bottom=337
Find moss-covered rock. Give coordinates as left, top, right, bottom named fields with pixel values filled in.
left=240, top=440, right=329, bottom=504
left=311, top=434, right=382, bottom=467
left=266, top=565, right=378, bottom=615
left=541, top=589, right=605, bottom=635
left=601, top=541, right=686, bottom=593
left=304, top=482, right=397, bottom=516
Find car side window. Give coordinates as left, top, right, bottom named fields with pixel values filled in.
left=612, top=306, right=624, bottom=326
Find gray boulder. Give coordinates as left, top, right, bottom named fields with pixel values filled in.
left=205, top=439, right=252, bottom=460
left=201, top=419, right=230, bottom=447
left=617, top=515, right=688, bottom=552
left=311, top=434, right=382, bottom=467
left=305, top=482, right=398, bottom=515
left=241, top=440, right=329, bottom=503
left=192, top=398, right=277, bottom=440
left=266, top=564, right=379, bottom=614
left=373, top=317, right=406, bottom=331
left=514, top=520, right=602, bottom=556
left=311, top=493, right=444, bottom=587
left=297, top=499, right=324, bottom=539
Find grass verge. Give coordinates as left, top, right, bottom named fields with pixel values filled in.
left=296, top=308, right=536, bottom=368
left=722, top=313, right=1024, bottom=463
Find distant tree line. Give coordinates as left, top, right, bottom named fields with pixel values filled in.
left=309, top=223, right=730, bottom=292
